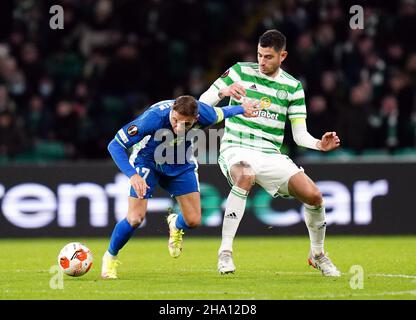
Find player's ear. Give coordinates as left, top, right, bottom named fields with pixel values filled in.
left=280, top=50, right=288, bottom=62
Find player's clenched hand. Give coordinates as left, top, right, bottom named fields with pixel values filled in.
left=130, top=174, right=150, bottom=198
left=220, top=83, right=246, bottom=100
left=317, top=131, right=341, bottom=151
left=241, top=99, right=259, bottom=117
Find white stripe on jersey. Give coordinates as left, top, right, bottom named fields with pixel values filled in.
left=118, top=129, right=129, bottom=144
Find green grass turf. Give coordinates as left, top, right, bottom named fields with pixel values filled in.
left=0, top=236, right=415, bottom=300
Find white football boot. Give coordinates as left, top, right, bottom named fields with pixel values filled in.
left=308, top=251, right=341, bottom=277
left=218, top=250, right=236, bottom=274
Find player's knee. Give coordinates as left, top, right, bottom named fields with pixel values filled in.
left=241, top=171, right=256, bottom=183
left=231, top=163, right=255, bottom=190
left=235, top=174, right=255, bottom=190
left=306, top=188, right=323, bottom=207
left=233, top=168, right=255, bottom=188
left=126, top=215, right=144, bottom=228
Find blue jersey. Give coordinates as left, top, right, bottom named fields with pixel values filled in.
left=109, top=99, right=244, bottom=178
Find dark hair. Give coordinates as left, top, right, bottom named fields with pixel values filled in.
left=173, top=95, right=198, bottom=117
left=259, top=29, right=286, bottom=52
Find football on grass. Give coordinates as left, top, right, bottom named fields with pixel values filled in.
left=58, top=242, right=93, bottom=277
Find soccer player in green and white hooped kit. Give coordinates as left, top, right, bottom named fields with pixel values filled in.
left=199, top=29, right=341, bottom=276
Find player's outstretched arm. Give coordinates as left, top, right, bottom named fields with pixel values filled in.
left=290, top=118, right=340, bottom=152
left=213, top=99, right=258, bottom=124
left=197, top=99, right=258, bottom=128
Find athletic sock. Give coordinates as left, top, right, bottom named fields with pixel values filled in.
left=219, top=186, right=248, bottom=253
left=304, top=204, right=326, bottom=256
left=108, top=218, right=137, bottom=256
left=104, top=250, right=117, bottom=260
left=175, top=213, right=191, bottom=230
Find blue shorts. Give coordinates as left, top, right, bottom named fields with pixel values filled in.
left=129, top=158, right=200, bottom=199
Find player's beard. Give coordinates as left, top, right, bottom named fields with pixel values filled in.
left=260, top=63, right=280, bottom=77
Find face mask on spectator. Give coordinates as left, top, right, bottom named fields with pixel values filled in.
left=39, top=84, right=53, bottom=97
left=10, top=82, right=26, bottom=95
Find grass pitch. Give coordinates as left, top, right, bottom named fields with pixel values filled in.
left=0, top=236, right=415, bottom=300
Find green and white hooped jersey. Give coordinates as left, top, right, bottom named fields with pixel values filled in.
left=213, top=62, right=307, bottom=154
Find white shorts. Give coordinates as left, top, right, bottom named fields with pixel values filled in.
left=218, top=147, right=304, bottom=198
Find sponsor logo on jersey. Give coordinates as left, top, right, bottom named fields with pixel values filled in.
left=127, top=125, right=138, bottom=136
left=253, top=109, right=279, bottom=120
left=259, top=97, right=271, bottom=109
left=249, top=84, right=257, bottom=90
left=276, top=89, right=288, bottom=100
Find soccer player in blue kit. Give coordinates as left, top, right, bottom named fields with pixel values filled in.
left=101, top=95, right=258, bottom=279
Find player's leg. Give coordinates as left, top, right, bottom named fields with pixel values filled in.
left=107, top=197, right=148, bottom=257
left=287, top=172, right=326, bottom=256
left=165, top=192, right=200, bottom=258
left=219, top=162, right=253, bottom=253
left=161, top=168, right=201, bottom=258
left=174, top=191, right=201, bottom=228
left=217, top=149, right=256, bottom=274
left=102, top=197, right=148, bottom=279
left=287, top=171, right=340, bottom=276
left=102, top=161, right=158, bottom=279
left=253, top=153, right=339, bottom=276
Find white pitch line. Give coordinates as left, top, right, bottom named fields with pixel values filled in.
left=146, top=291, right=257, bottom=295
left=296, top=290, right=416, bottom=299
left=1, top=289, right=257, bottom=296
left=275, top=271, right=416, bottom=279
left=370, top=273, right=416, bottom=279
left=5, top=270, right=416, bottom=279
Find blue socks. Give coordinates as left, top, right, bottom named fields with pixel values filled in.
left=108, top=213, right=192, bottom=256
left=108, top=218, right=137, bottom=256
left=175, top=213, right=191, bottom=230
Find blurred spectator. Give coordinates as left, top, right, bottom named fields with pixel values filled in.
left=99, top=42, right=146, bottom=97
left=19, top=42, right=44, bottom=94
left=388, top=71, right=415, bottom=147
left=289, top=32, right=317, bottom=87
left=406, top=53, right=416, bottom=84
left=370, top=95, right=400, bottom=150
left=320, top=70, right=343, bottom=116
left=24, top=95, right=52, bottom=140
left=51, top=100, right=78, bottom=157
left=394, top=0, right=416, bottom=53
left=0, top=84, right=16, bottom=113
left=0, top=111, right=27, bottom=158
left=338, top=83, right=373, bottom=153
left=385, top=42, right=405, bottom=70
left=306, top=95, right=335, bottom=138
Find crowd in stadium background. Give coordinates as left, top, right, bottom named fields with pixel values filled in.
left=0, top=0, right=415, bottom=162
